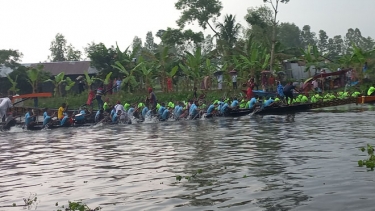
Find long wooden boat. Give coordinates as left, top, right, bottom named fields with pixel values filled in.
left=356, top=96, right=375, bottom=104
left=254, top=103, right=313, bottom=115
left=224, top=108, right=254, bottom=117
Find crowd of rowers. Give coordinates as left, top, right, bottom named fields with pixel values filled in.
left=17, top=82, right=370, bottom=130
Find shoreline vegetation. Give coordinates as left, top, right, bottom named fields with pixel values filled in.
left=20, top=82, right=370, bottom=110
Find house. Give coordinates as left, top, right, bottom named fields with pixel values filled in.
left=282, top=60, right=331, bottom=81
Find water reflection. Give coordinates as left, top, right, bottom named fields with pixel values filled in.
left=0, top=104, right=375, bottom=210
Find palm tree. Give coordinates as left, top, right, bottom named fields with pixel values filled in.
left=216, top=14, right=242, bottom=49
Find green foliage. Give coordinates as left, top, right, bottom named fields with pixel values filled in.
left=175, top=0, right=222, bottom=34
left=49, top=33, right=81, bottom=62
left=0, top=49, right=22, bottom=68
left=26, top=65, right=51, bottom=93
left=6, top=74, right=19, bottom=94
left=45, top=72, right=65, bottom=96
left=65, top=77, right=76, bottom=91
left=85, top=42, right=117, bottom=78
left=84, top=71, right=102, bottom=89
left=358, top=144, right=375, bottom=170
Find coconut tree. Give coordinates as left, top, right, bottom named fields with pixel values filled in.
left=45, top=72, right=65, bottom=96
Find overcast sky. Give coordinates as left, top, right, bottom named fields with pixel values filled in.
left=1, top=0, right=374, bottom=63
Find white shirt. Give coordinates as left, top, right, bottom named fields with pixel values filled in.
left=0, top=97, right=13, bottom=110
left=312, top=80, right=318, bottom=88
left=232, top=75, right=237, bottom=83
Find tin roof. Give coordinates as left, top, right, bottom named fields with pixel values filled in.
left=30, top=61, right=98, bottom=76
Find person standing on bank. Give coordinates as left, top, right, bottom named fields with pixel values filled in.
left=232, top=73, right=237, bottom=90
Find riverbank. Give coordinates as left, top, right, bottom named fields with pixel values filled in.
left=22, top=89, right=239, bottom=109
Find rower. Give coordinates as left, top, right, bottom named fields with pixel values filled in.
left=25, top=108, right=37, bottom=130
left=0, top=96, right=13, bottom=122
left=141, top=104, right=149, bottom=120
left=158, top=103, right=166, bottom=117
left=263, top=97, right=275, bottom=108
left=74, top=108, right=86, bottom=124
left=43, top=108, right=48, bottom=119
left=174, top=102, right=184, bottom=120
left=160, top=107, right=170, bottom=121
left=58, top=103, right=68, bottom=120
left=112, top=110, right=121, bottom=123
left=95, top=109, right=104, bottom=123
left=43, top=110, right=56, bottom=128
left=103, top=98, right=112, bottom=113
left=230, top=97, right=239, bottom=109
left=60, top=112, right=72, bottom=127
left=205, top=102, right=218, bottom=118
left=189, top=101, right=200, bottom=119
left=248, top=96, right=258, bottom=109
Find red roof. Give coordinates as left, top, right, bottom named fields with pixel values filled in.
left=313, top=69, right=350, bottom=79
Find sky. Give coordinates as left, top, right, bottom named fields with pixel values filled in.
left=1, top=0, right=374, bottom=63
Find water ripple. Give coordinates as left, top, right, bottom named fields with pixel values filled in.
left=0, top=104, right=374, bottom=210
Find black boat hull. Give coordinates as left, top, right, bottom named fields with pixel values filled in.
left=254, top=103, right=313, bottom=115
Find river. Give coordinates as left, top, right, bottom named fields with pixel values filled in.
left=0, top=104, right=375, bottom=211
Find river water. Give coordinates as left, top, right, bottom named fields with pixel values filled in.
left=1, top=104, right=375, bottom=211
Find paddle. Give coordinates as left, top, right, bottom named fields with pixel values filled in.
left=13, top=97, right=31, bottom=106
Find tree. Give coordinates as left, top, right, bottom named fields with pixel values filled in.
left=49, top=33, right=67, bottom=62
left=300, top=25, right=317, bottom=49
left=202, top=34, right=214, bottom=55
left=45, top=72, right=65, bottom=96
left=216, top=14, right=242, bottom=49
left=262, top=0, right=290, bottom=72
left=6, top=74, right=19, bottom=95
left=327, top=35, right=344, bottom=59
left=27, top=65, right=51, bottom=93
left=0, top=49, right=22, bottom=68
left=112, top=61, right=143, bottom=93
left=132, top=36, right=143, bottom=58
left=175, top=0, right=222, bottom=35
left=318, top=30, right=329, bottom=54
left=144, top=31, right=157, bottom=53
left=85, top=42, right=117, bottom=77
left=49, top=33, right=82, bottom=62
left=344, top=28, right=375, bottom=53
left=277, top=22, right=302, bottom=50
left=66, top=44, right=82, bottom=61
left=244, top=6, right=273, bottom=47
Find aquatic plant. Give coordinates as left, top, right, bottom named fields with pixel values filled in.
left=176, top=169, right=203, bottom=182
left=56, top=201, right=101, bottom=211
left=358, top=144, right=375, bottom=170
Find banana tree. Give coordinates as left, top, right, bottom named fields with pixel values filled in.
left=300, top=45, right=325, bottom=77
left=112, top=61, right=143, bottom=93
left=179, top=47, right=206, bottom=89
left=84, top=71, right=102, bottom=90
left=103, top=72, right=113, bottom=85
left=45, top=72, right=65, bottom=96
left=26, top=68, right=40, bottom=93
left=236, top=44, right=270, bottom=78
left=64, top=77, right=76, bottom=95
left=140, top=64, right=154, bottom=91
left=6, top=74, right=19, bottom=95
left=349, top=44, right=375, bottom=79
left=143, top=46, right=173, bottom=92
